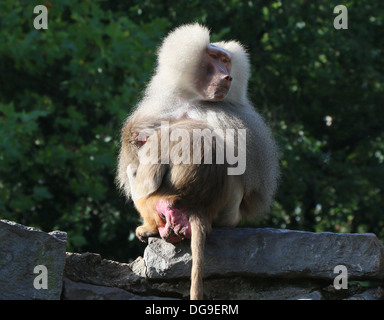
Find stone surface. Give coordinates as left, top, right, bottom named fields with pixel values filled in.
left=62, top=250, right=384, bottom=300
left=149, top=276, right=326, bottom=300
left=3, top=219, right=384, bottom=300
left=62, top=278, right=176, bottom=300
left=144, top=227, right=384, bottom=281
left=345, top=286, right=384, bottom=300
left=63, top=252, right=147, bottom=294
left=0, top=219, right=67, bottom=300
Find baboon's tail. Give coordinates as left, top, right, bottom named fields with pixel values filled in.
left=189, top=213, right=209, bottom=300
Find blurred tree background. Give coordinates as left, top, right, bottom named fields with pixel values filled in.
left=0, top=0, right=383, bottom=262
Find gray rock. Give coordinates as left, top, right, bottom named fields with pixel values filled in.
left=63, top=252, right=147, bottom=294
left=62, top=278, right=177, bottom=300
left=0, top=219, right=67, bottom=300
left=345, top=286, right=384, bottom=300
left=144, top=228, right=384, bottom=281
left=199, top=277, right=324, bottom=300
left=293, top=290, right=323, bottom=300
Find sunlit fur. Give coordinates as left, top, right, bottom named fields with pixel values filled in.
left=118, top=23, right=279, bottom=217
left=117, top=23, right=280, bottom=299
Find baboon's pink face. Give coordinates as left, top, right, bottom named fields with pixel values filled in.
left=195, top=44, right=232, bottom=101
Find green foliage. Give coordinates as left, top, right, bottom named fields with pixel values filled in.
left=0, top=0, right=170, bottom=260
left=1, top=0, right=383, bottom=261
